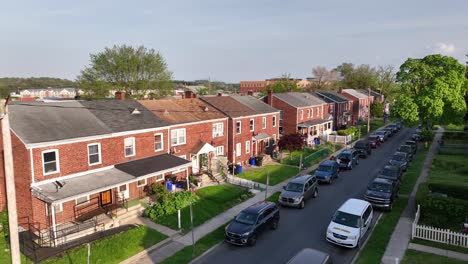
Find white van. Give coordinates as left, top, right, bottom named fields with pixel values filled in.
left=326, top=198, right=373, bottom=248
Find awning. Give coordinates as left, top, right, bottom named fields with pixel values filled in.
left=32, top=154, right=191, bottom=204
left=253, top=132, right=270, bottom=141
left=298, top=119, right=329, bottom=128
left=191, top=142, right=216, bottom=155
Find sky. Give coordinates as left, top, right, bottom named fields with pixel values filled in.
left=1, top=0, right=467, bottom=83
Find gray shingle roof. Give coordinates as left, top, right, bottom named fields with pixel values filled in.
left=230, top=95, right=279, bottom=114
left=342, top=89, right=368, bottom=99
left=273, top=92, right=326, bottom=107
left=315, top=91, right=351, bottom=103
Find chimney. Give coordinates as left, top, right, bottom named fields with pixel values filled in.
left=247, top=90, right=253, bottom=96
left=338, top=88, right=343, bottom=94
left=267, top=89, right=273, bottom=106
left=184, top=90, right=196, bottom=99
left=115, top=91, right=126, bottom=100
left=217, top=92, right=223, bottom=97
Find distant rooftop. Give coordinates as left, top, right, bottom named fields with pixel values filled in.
left=315, top=91, right=350, bottom=103
left=342, top=89, right=368, bottom=99
left=273, top=92, right=326, bottom=107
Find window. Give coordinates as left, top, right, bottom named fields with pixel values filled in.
left=216, top=146, right=224, bottom=156
left=328, top=122, right=331, bottom=129
left=46, top=203, right=63, bottom=215
left=137, top=178, right=147, bottom=187
left=311, top=108, right=314, bottom=117
left=329, top=104, right=334, bottom=114
left=236, top=143, right=241, bottom=157
left=262, top=117, right=266, bottom=129
left=249, top=119, right=254, bottom=131
left=171, top=129, right=186, bottom=146
left=156, top=174, right=164, bottom=182
left=280, top=111, right=284, bottom=120
left=154, top=133, right=163, bottom=151
left=212, top=123, right=224, bottom=137
left=179, top=155, right=187, bottom=160
left=272, top=116, right=277, bottom=127
left=42, top=150, right=59, bottom=175
left=273, top=134, right=277, bottom=145
left=300, top=110, right=304, bottom=120
left=236, top=121, right=241, bottom=134
left=265, top=139, right=270, bottom=147
left=76, top=195, right=89, bottom=205
left=88, top=143, right=101, bottom=165
left=307, top=109, right=311, bottom=118
left=119, top=184, right=127, bottom=192
left=124, top=137, right=135, bottom=157
left=246, top=141, right=251, bottom=154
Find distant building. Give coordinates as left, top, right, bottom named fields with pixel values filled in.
left=15, top=88, right=78, bottom=99
left=239, top=78, right=311, bottom=94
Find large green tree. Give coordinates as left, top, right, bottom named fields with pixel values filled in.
left=370, top=100, right=384, bottom=118
left=263, top=74, right=299, bottom=93
left=392, top=54, right=468, bottom=127
left=77, top=44, right=173, bottom=99
left=336, top=63, right=379, bottom=89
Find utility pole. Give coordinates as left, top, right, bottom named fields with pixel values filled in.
left=2, top=103, right=21, bottom=264
left=367, top=88, right=371, bottom=133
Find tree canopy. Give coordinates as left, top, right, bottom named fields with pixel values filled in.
left=370, top=100, right=384, bottom=118
left=392, top=54, right=468, bottom=126
left=277, top=133, right=305, bottom=152
left=263, top=74, right=300, bottom=94
left=336, top=63, right=379, bottom=89
left=77, top=44, right=173, bottom=99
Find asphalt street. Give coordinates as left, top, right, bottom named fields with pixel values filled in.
left=193, top=127, right=414, bottom=264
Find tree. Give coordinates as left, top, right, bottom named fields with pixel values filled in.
left=277, top=133, right=305, bottom=152
left=370, top=100, right=384, bottom=118
left=77, top=44, right=173, bottom=99
left=264, top=74, right=299, bottom=93
left=336, top=63, right=378, bottom=89
left=376, top=65, right=398, bottom=101
left=311, top=66, right=338, bottom=90
left=393, top=54, right=468, bottom=127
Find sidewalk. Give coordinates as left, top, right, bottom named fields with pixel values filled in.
left=123, top=147, right=344, bottom=264
left=381, top=127, right=444, bottom=264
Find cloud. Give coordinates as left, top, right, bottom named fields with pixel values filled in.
left=431, top=42, right=456, bottom=55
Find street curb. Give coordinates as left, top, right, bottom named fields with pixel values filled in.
left=188, top=241, right=224, bottom=264
left=351, top=212, right=384, bottom=264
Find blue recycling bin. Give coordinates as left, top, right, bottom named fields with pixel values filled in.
left=236, top=165, right=243, bottom=174
left=250, top=157, right=256, bottom=166
left=166, top=181, right=173, bottom=191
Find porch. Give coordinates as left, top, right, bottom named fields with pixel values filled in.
left=298, top=118, right=334, bottom=146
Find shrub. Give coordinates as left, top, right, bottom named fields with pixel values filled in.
left=151, top=183, right=171, bottom=203
left=428, top=182, right=468, bottom=201
left=419, top=128, right=434, bottom=142
left=144, top=191, right=200, bottom=221
left=337, top=126, right=358, bottom=136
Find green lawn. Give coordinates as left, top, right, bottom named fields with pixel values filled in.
left=401, top=249, right=467, bottom=264
left=237, top=165, right=299, bottom=186
left=412, top=239, right=468, bottom=255
left=43, top=226, right=166, bottom=264
left=266, top=191, right=281, bottom=204
left=154, top=185, right=252, bottom=232
left=281, top=145, right=334, bottom=167
left=160, top=224, right=226, bottom=264
left=0, top=212, right=34, bottom=264
left=445, top=123, right=467, bottom=131
left=355, top=198, right=409, bottom=264
left=399, top=148, right=428, bottom=195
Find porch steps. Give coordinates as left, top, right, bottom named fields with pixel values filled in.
left=199, top=172, right=225, bottom=187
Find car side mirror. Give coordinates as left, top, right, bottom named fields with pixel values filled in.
left=282, top=186, right=286, bottom=190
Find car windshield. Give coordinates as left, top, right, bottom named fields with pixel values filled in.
left=318, top=165, right=333, bottom=172
left=285, top=182, right=304, bottom=192
left=355, top=143, right=365, bottom=148
left=381, top=168, right=397, bottom=177
left=332, top=211, right=360, bottom=228
left=392, top=154, right=405, bottom=161
left=368, top=182, right=392, bottom=193
left=368, top=136, right=378, bottom=141
left=376, top=131, right=385, bottom=135
left=235, top=211, right=258, bottom=225
left=338, top=153, right=352, bottom=160
left=399, top=146, right=411, bottom=152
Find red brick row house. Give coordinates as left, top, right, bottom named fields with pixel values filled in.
left=201, top=95, right=280, bottom=165
left=314, top=91, right=354, bottom=130
left=264, top=91, right=333, bottom=146
left=340, top=89, right=371, bottom=123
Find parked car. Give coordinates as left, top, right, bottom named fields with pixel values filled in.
left=354, top=140, right=372, bottom=158
left=383, top=128, right=394, bottom=137
left=388, top=152, right=409, bottom=171
left=395, top=121, right=403, bottom=130
left=335, top=149, right=360, bottom=170
left=315, top=160, right=340, bottom=184
left=375, top=130, right=389, bottom=142
left=411, top=133, right=422, bottom=141
left=387, top=124, right=399, bottom=133
left=364, top=178, right=398, bottom=211
left=326, top=198, right=373, bottom=248
left=405, top=140, right=418, bottom=154
left=279, top=175, right=318, bottom=209
left=225, top=201, right=280, bottom=246
left=397, top=145, right=414, bottom=161
left=367, top=135, right=381, bottom=148
left=287, top=248, right=332, bottom=264
left=377, top=165, right=402, bottom=188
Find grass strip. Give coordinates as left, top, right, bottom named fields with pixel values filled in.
left=401, top=249, right=467, bottom=264
left=237, top=164, right=299, bottom=186
left=411, top=238, right=468, bottom=255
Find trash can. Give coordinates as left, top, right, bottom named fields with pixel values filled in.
left=166, top=181, right=173, bottom=191
left=236, top=165, right=243, bottom=174
left=250, top=157, right=256, bottom=166
left=256, top=156, right=264, bottom=166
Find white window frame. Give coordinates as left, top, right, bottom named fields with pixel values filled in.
left=262, top=117, right=267, bottom=129
left=300, top=110, right=304, bottom=120
left=212, top=123, right=224, bottom=137
left=171, top=128, right=186, bottom=146
left=76, top=195, right=90, bottom=205
left=124, top=137, right=136, bottom=157
left=236, top=143, right=241, bottom=157
left=265, top=139, right=270, bottom=147
left=311, top=108, right=314, bottom=117
left=236, top=121, right=241, bottom=134
left=307, top=109, right=311, bottom=118
left=87, top=143, right=101, bottom=166
left=249, top=119, right=254, bottom=131
left=272, top=116, right=277, bottom=127
left=216, top=146, right=224, bottom=156
left=42, top=149, right=60, bottom=176
left=154, top=133, right=164, bottom=152
left=137, top=178, right=147, bottom=187
left=155, top=174, right=164, bottom=182
left=179, top=154, right=187, bottom=160
left=246, top=141, right=251, bottom=154
left=46, top=203, right=63, bottom=215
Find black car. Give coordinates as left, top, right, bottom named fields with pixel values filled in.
left=364, top=177, right=398, bottom=211
left=375, top=130, right=389, bottom=142
left=225, top=201, right=280, bottom=246
left=367, top=135, right=381, bottom=148
left=397, top=145, right=414, bottom=161
left=383, top=128, right=394, bottom=137
left=389, top=152, right=409, bottom=171
left=335, top=149, right=360, bottom=170
left=411, top=133, right=422, bottom=141
left=377, top=165, right=402, bottom=189
left=387, top=124, right=399, bottom=133
left=405, top=140, right=418, bottom=154
left=354, top=140, right=372, bottom=158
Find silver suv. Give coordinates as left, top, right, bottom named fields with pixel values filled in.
left=279, top=175, right=318, bottom=209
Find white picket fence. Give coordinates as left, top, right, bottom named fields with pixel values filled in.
left=226, top=175, right=265, bottom=190
left=327, top=134, right=352, bottom=145
left=412, top=204, right=468, bottom=248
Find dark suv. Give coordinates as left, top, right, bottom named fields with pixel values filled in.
left=364, top=178, right=398, bottom=211
left=314, top=160, right=340, bottom=184
left=397, top=145, right=414, bottom=161
left=279, top=175, right=318, bottom=209
left=375, top=130, right=389, bottom=142
left=354, top=140, right=372, bottom=158
left=377, top=165, right=402, bottom=189
left=367, top=135, right=381, bottom=148
left=389, top=152, right=409, bottom=172
left=335, top=149, right=360, bottom=170
left=404, top=140, right=417, bottom=154
left=225, top=201, right=280, bottom=246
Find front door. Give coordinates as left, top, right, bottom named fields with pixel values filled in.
left=200, top=153, right=209, bottom=171
left=100, top=189, right=112, bottom=207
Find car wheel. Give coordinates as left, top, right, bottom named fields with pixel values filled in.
left=312, top=188, right=318, bottom=198
left=387, top=203, right=393, bottom=212
left=299, top=200, right=305, bottom=209
left=349, top=163, right=353, bottom=170
left=356, top=159, right=359, bottom=165
left=248, top=234, right=257, bottom=246
left=270, top=220, right=279, bottom=230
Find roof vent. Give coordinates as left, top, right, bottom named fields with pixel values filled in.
left=204, top=107, right=209, bottom=112
left=164, top=109, right=169, bottom=115
left=131, top=108, right=141, bottom=115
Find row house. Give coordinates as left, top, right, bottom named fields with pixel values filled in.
left=314, top=91, right=354, bottom=130
left=139, top=95, right=228, bottom=175
left=340, top=89, right=371, bottom=123
left=265, top=91, right=333, bottom=146
left=3, top=99, right=198, bottom=241
left=201, top=95, right=280, bottom=165
left=356, top=89, right=384, bottom=103
left=16, top=88, right=78, bottom=99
